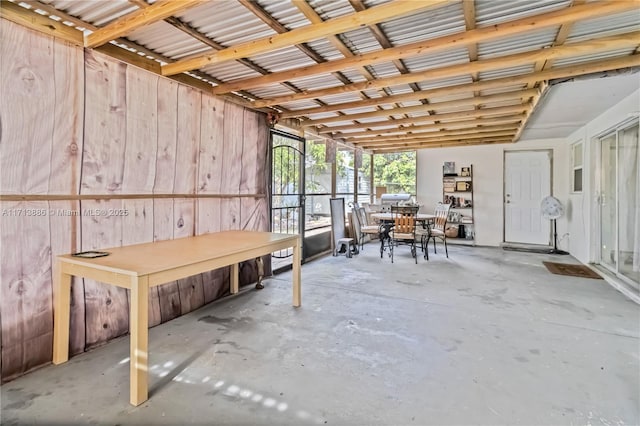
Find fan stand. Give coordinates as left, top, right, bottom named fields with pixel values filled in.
left=549, top=218, right=569, bottom=255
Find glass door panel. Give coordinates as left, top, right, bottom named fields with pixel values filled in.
left=617, top=124, right=639, bottom=283
left=600, top=134, right=617, bottom=271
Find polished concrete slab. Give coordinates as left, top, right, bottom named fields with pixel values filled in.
left=2, top=244, right=639, bottom=425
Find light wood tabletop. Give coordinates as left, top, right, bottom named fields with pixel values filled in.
left=52, top=230, right=301, bottom=406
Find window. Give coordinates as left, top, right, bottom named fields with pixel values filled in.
left=572, top=142, right=583, bottom=193
left=373, top=151, right=417, bottom=196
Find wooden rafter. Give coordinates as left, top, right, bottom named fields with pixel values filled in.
left=352, top=126, right=521, bottom=145
left=337, top=114, right=527, bottom=139
left=347, top=0, right=428, bottom=105
left=371, top=138, right=513, bottom=153
left=301, top=89, right=538, bottom=126
left=286, top=1, right=400, bottom=125
left=528, top=0, right=588, bottom=89
left=365, top=132, right=517, bottom=148
left=287, top=89, right=537, bottom=121
left=161, top=0, right=451, bottom=76
left=85, top=0, right=207, bottom=48
left=214, top=1, right=638, bottom=96
left=255, top=34, right=640, bottom=108
left=316, top=104, right=533, bottom=133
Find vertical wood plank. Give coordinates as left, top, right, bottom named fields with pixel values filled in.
left=81, top=51, right=129, bottom=349
left=0, top=21, right=56, bottom=380
left=174, top=85, right=204, bottom=313
left=0, top=201, right=53, bottom=381
left=50, top=35, right=86, bottom=355
left=49, top=201, right=84, bottom=356
left=240, top=111, right=271, bottom=284
left=197, top=95, right=226, bottom=303
left=240, top=108, right=260, bottom=195
left=123, top=66, right=160, bottom=327
left=154, top=78, right=181, bottom=322
left=0, top=21, right=54, bottom=194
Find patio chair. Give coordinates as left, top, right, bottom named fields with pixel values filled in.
left=389, top=205, right=420, bottom=264
left=421, top=202, right=451, bottom=260
left=355, top=207, right=381, bottom=252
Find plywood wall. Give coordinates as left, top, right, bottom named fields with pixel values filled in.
left=0, top=20, right=270, bottom=382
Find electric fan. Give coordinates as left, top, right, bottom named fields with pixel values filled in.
left=540, top=196, right=569, bottom=255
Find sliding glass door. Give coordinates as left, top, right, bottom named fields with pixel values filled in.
left=598, top=121, right=639, bottom=286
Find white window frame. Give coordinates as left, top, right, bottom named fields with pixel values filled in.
left=572, top=141, right=583, bottom=193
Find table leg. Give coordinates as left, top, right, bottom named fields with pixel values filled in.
left=255, top=257, right=265, bottom=290
left=292, top=238, right=301, bottom=307
left=130, top=275, right=149, bottom=406
left=230, top=263, right=239, bottom=294
left=52, top=263, right=71, bottom=364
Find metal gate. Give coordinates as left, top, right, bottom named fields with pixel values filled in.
left=270, top=129, right=305, bottom=271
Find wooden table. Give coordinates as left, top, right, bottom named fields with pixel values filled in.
left=52, top=230, right=301, bottom=406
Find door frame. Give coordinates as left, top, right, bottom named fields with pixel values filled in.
left=592, top=117, right=639, bottom=288
left=269, top=129, right=306, bottom=271
left=503, top=149, right=553, bottom=245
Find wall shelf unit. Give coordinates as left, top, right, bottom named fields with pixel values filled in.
left=442, top=164, right=475, bottom=245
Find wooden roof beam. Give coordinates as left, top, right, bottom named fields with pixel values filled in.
left=85, top=0, right=207, bottom=48
left=289, top=1, right=404, bottom=125
left=161, top=0, right=451, bottom=76
left=301, top=89, right=538, bottom=126
left=337, top=114, right=526, bottom=139
left=529, top=0, right=588, bottom=88
left=276, top=53, right=640, bottom=115
left=352, top=127, right=518, bottom=149
left=254, top=31, right=640, bottom=107
left=342, top=121, right=520, bottom=145
left=216, top=1, right=637, bottom=96
left=282, top=89, right=537, bottom=121
left=371, top=138, right=513, bottom=153
left=357, top=131, right=514, bottom=150
left=316, top=103, right=532, bottom=133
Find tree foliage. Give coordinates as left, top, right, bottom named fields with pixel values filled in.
left=373, top=152, right=416, bottom=194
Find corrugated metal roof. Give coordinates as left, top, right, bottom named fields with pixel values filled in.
left=335, top=69, right=368, bottom=83
left=315, top=92, right=370, bottom=106
left=287, top=73, right=348, bottom=92
left=308, top=0, right=358, bottom=20
left=478, top=28, right=559, bottom=60
left=418, top=75, right=474, bottom=91
left=380, top=1, right=465, bottom=45
left=385, top=84, right=417, bottom=96
left=201, top=61, right=263, bottom=83
left=475, top=0, right=571, bottom=27
left=552, top=48, right=637, bottom=68
left=249, top=46, right=318, bottom=73
left=126, top=21, right=210, bottom=60
left=280, top=100, right=325, bottom=111
left=256, top=0, right=312, bottom=30
left=248, top=84, right=296, bottom=100
left=339, top=27, right=383, bottom=55
left=179, top=0, right=276, bottom=47
left=479, top=64, right=536, bottom=80
left=305, top=38, right=347, bottom=62
left=403, top=48, right=470, bottom=73
left=480, top=84, right=530, bottom=96
left=367, top=61, right=401, bottom=79
left=567, top=10, right=640, bottom=42
left=41, top=0, right=136, bottom=27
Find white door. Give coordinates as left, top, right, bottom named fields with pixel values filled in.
left=504, top=150, right=551, bottom=244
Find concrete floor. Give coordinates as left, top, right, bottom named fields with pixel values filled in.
left=2, top=244, right=639, bottom=425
